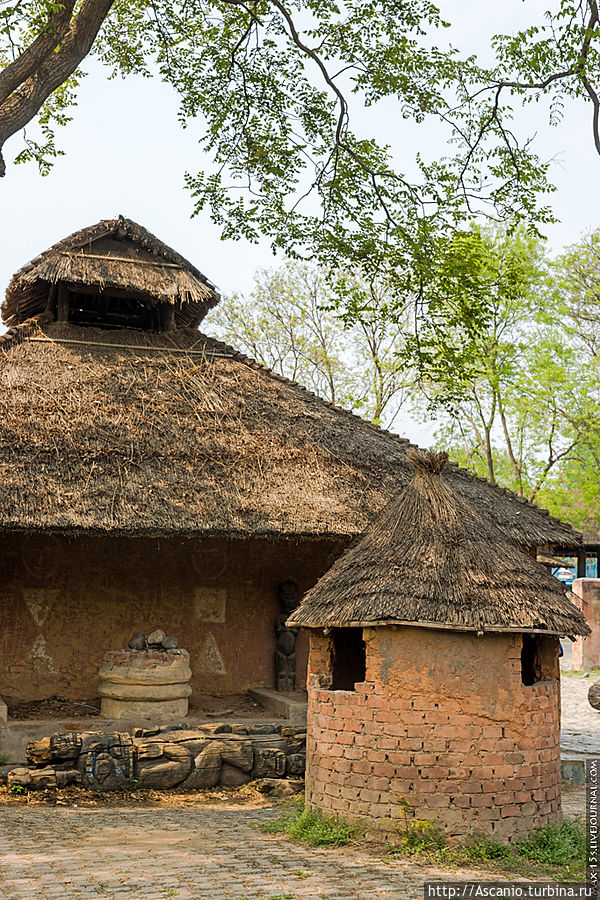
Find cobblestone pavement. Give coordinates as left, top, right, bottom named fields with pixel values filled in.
left=0, top=666, right=594, bottom=900
left=0, top=805, right=494, bottom=900
left=561, top=661, right=600, bottom=755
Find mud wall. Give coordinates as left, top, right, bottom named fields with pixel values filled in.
left=306, top=626, right=561, bottom=840
left=0, top=532, right=344, bottom=701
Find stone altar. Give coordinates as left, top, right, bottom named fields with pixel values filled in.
left=98, top=639, right=192, bottom=719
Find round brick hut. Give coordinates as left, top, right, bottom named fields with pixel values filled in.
left=288, top=449, right=589, bottom=840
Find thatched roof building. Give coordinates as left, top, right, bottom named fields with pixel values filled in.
left=0, top=216, right=584, bottom=544
left=300, top=450, right=584, bottom=840
left=289, top=449, right=589, bottom=636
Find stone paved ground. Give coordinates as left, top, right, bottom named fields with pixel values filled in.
left=561, top=649, right=600, bottom=754
left=0, top=805, right=494, bottom=900
left=0, top=668, right=595, bottom=900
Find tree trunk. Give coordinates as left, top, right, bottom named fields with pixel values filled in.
left=0, top=0, right=115, bottom=176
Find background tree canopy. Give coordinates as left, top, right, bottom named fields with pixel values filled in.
left=3, top=0, right=600, bottom=531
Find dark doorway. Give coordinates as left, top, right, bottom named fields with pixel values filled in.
left=521, top=634, right=559, bottom=685
left=331, top=627, right=366, bottom=690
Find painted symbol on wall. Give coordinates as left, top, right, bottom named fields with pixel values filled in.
left=192, top=545, right=228, bottom=578
left=193, top=587, right=227, bottom=623
left=21, top=588, right=60, bottom=673
left=197, top=633, right=226, bottom=675
left=21, top=589, right=59, bottom=627
left=31, top=635, right=58, bottom=674
left=20, top=535, right=60, bottom=580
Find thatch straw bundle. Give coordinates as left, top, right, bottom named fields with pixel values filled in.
left=2, top=217, right=219, bottom=329
left=288, top=448, right=589, bottom=636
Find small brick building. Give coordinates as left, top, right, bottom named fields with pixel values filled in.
left=289, top=449, right=589, bottom=839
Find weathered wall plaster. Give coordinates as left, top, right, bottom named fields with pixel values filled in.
left=0, top=533, right=343, bottom=701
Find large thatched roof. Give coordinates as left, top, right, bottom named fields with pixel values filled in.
left=0, top=321, right=582, bottom=545
left=288, top=449, right=589, bottom=636
left=2, top=217, right=219, bottom=330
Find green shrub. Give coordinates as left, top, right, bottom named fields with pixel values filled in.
left=390, top=817, right=586, bottom=881
left=397, top=819, right=447, bottom=853
left=513, top=818, right=586, bottom=869
left=261, top=803, right=359, bottom=847
left=468, top=837, right=512, bottom=861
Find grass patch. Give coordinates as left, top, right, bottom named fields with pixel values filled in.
left=261, top=802, right=360, bottom=847
left=390, top=817, right=586, bottom=881
left=562, top=669, right=600, bottom=679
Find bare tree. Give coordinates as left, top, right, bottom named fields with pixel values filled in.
left=207, top=262, right=411, bottom=426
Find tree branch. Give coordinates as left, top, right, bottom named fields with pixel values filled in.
left=0, top=0, right=115, bottom=176
left=0, top=1, right=76, bottom=107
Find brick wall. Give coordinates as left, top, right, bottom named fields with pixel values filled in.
left=305, top=627, right=561, bottom=840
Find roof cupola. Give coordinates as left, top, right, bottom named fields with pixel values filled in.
left=2, top=216, right=220, bottom=332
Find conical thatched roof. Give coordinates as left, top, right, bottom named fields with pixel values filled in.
left=288, top=449, right=589, bottom=636
left=0, top=323, right=582, bottom=546
left=2, top=217, right=219, bottom=330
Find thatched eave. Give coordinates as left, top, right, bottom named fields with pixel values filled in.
left=292, top=618, right=584, bottom=637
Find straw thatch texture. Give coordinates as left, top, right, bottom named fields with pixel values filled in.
left=2, top=218, right=219, bottom=329
left=288, top=448, right=589, bottom=635
left=0, top=323, right=582, bottom=545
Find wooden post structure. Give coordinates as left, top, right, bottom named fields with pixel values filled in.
left=56, top=284, right=69, bottom=322
left=577, top=548, right=587, bottom=579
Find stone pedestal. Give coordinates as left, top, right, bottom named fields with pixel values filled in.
left=98, top=649, right=192, bottom=719
left=572, top=579, right=600, bottom=669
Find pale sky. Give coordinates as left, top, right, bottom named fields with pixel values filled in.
left=0, top=1, right=597, bottom=444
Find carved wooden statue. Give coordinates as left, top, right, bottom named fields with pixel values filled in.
left=275, top=579, right=299, bottom=693
left=7, top=722, right=306, bottom=792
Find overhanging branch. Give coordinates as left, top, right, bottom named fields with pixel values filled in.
left=0, top=0, right=116, bottom=176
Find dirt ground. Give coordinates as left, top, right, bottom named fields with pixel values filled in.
left=5, top=696, right=102, bottom=720
left=4, top=691, right=265, bottom=722
left=0, top=782, right=282, bottom=810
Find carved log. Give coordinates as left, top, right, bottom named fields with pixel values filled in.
left=26, top=736, right=51, bottom=766
left=8, top=766, right=80, bottom=790
left=179, top=742, right=225, bottom=790
left=12, top=725, right=305, bottom=791
left=136, top=742, right=193, bottom=789
left=252, top=748, right=286, bottom=778
left=78, top=732, right=135, bottom=790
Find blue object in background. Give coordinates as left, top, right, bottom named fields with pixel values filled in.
left=552, top=565, right=576, bottom=586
